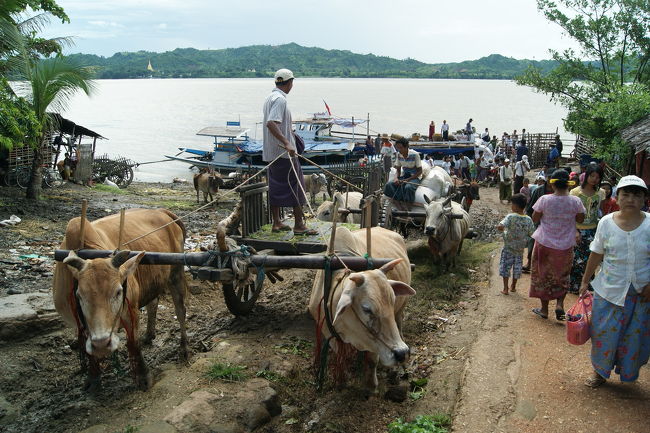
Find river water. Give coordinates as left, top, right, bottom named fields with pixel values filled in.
left=59, top=78, right=569, bottom=182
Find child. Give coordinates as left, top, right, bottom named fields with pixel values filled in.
left=497, top=193, right=536, bottom=294
left=520, top=177, right=531, bottom=201
left=579, top=175, right=649, bottom=387
left=600, top=181, right=619, bottom=215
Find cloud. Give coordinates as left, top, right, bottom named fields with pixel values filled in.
left=157, top=23, right=168, bottom=30
left=88, top=21, right=124, bottom=28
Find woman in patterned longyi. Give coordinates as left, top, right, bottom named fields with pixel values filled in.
left=579, top=175, right=650, bottom=388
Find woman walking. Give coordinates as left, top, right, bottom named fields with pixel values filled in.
left=529, top=169, right=585, bottom=320
left=569, top=162, right=605, bottom=293
left=579, top=176, right=650, bottom=387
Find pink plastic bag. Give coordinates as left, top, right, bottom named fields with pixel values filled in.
left=566, top=292, right=593, bottom=345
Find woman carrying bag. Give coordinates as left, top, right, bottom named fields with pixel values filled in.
left=579, top=175, right=650, bottom=387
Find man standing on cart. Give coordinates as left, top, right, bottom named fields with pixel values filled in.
left=383, top=137, right=423, bottom=202
left=263, top=69, right=315, bottom=235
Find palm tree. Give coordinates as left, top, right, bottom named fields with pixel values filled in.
left=1, top=14, right=95, bottom=199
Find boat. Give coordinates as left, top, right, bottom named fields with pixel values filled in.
left=165, top=113, right=368, bottom=174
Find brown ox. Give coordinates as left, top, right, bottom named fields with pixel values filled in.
left=52, top=208, right=188, bottom=391
left=194, top=171, right=224, bottom=204
left=309, top=227, right=415, bottom=391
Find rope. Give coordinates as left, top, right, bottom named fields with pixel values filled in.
left=121, top=152, right=288, bottom=248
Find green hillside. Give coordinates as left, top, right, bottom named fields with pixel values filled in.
left=67, top=43, right=558, bottom=79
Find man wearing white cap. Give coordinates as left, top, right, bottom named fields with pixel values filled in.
left=499, top=158, right=513, bottom=203
left=513, top=154, right=530, bottom=195
left=263, top=69, right=315, bottom=235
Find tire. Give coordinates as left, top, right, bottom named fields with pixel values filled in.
left=222, top=277, right=264, bottom=316
left=16, top=168, right=31, bottom=189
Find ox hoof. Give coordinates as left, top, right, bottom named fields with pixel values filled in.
left=384, top=384, right=408, bottom=402
left=84, top=377, right=102, bottom=394
left=136, top=371, right=153, bottom=391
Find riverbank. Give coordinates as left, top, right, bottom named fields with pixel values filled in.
left=0, top=180, right=505, bottom=432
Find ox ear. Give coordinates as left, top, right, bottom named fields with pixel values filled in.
left=118, top=251, right=145, bottom=282
left=388, top=280, right=416, bottom=296
left=63, top=250, right=86, bottom=278
left=332, top=290, right=353, bottom=325
left=423, top=195, right=431, bottom=204
left=379, top=258, right=403, bottom=274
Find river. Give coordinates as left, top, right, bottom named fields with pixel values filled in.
left=59, top=78, right=569, bottom=182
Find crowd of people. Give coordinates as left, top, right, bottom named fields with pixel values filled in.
left=497, top=164, right=649, bottom=389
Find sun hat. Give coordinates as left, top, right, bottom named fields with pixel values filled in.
left=274, top=68, right=294, bottom=83
left=616, top=175, right=648, bottom=191
left=381, top=133, right=390, bottom=139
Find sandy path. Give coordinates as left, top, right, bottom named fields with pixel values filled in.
left=454, top=249, right=649, bottom=432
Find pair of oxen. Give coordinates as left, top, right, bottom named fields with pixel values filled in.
left=53, top=209, right=415, bottom=393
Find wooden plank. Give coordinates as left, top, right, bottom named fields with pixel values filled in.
left=196, top=267, right=234, bottom=282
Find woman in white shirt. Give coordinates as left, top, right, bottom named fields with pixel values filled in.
left=579, top=175, right=650, bottom=387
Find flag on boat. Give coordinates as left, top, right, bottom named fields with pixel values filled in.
left=323, top=99, right=331, bottom=116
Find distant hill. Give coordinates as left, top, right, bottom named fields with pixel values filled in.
left=67, top=43, right=558, bottom=79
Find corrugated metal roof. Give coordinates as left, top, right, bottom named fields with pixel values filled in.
left=621, top=114, right=650, bottom=154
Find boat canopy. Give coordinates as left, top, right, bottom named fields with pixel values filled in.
left=196, top=126, right=250, bottom=139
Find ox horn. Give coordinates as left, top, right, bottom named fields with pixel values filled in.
left=379, top=258, right=403, bottom=274
left=423, top=195, right=431, bottom=204
left=348, top=273, right=365, bottom=287
left=63, top=250, right=86, bottom=275
left=111, top=250, right=132, bottom=268
left=442, top=196, right=452, bottom=207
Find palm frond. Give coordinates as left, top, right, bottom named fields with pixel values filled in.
left=15, top=13, right=51, bottom=35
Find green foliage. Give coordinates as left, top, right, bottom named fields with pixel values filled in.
left=0, top=0, right=68, bottom=23
left=66, top=45, right=558, bottom=80
left=388, top=414, right=451, bottom=433
left=205, top=362, right=248, bottom=382
left=255, top=369, right=285, bottom=382
left=517, top=0, right=650, bottom=171
left=273, top=336, right=313, bottom=359
left=0, top=80, right=40, bottom=150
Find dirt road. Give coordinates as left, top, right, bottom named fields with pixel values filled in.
left=454, top=250, right=649, bottom=432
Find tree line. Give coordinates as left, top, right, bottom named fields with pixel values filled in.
left=67, top=46, right=560, bottom=80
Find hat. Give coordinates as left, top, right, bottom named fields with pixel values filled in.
left=616, top=175, right=648, bottom=191
left=504, top=158, right=510, bottom=163
left=536, top=174, right=547, bottom=182
left=381, top=133, right=390, bottom=139
left=274, top=68, right=294, bottom=83
left=522, top=155, right=528, bottom=161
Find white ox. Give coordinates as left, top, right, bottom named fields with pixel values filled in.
left=423, top=196, right=471, bottom=269
left=387, top=165, right=453, bottom=207
left=309, top=227, right=416, bottom=390
left=315, top=191, right=363, bottom=224
left=303, top=173, right=328, bottom=204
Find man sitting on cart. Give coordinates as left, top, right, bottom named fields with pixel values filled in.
left=383, top=137, right=422, bottom=202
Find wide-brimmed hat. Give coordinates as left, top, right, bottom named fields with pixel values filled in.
left=616, top=175, right=648, bottom=191
left=381, top=133, right=390, bottom=140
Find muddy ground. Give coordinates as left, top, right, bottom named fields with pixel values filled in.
left=0, top=180, right=507, bottom=433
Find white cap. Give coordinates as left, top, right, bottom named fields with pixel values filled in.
left=616, top=175, right=648, bottom=191
left=522, top=155, right=528, bottom=161
left=504, top=158, right=510, bottom=163
left=536, top=174, right=546, bottom=181
left=274, top=68, right=294, bottom=83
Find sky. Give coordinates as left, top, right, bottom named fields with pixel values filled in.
left=40, top=0, right=580, bottom=63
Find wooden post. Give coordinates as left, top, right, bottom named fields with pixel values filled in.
left=365, top=204, right=372, bottom=257
left=327, top=199, right=340, bottom=255
left=79, top=199, right=87, bottom=250
left=117, top=208, right=126, bottom=250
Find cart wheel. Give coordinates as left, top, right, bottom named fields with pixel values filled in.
left=222, top=277, right=264, bottom=316
left=379, top=200, right=393, bottom=229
